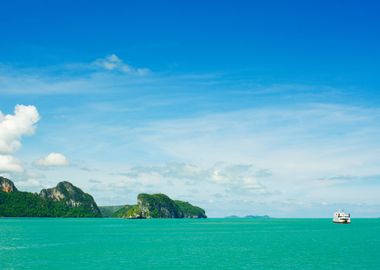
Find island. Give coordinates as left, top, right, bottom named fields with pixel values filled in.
left=0, top=176, right=101, bottom=217
left=0, top=176, right=207, bottom=219
left=112, top=193, right=207, bottom=219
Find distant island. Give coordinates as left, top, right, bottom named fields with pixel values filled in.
left=225, top=215, right=270, bottom=219
left=109, top=193, right=207, bottom=219
left=0, top=176, right=206, bottom=219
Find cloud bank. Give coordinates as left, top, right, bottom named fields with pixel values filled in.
left=117, top=162, right=270, bottom=195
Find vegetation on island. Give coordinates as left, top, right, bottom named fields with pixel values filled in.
left=0, top=177, right=101, bottom=217
left=99, top=205, right=124, bottom=217
left=0, top=176, right=207, bottom=218
left=113, top=193, right=207, bottom=219
left=174, top=200, right=207, bottom=218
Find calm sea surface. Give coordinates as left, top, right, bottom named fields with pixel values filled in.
left=0, top=218, right=379, bottom=269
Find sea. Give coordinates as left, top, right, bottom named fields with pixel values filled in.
left=0, top=218, right=379, bottom=269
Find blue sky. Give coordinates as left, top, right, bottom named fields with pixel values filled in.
left=1, top=0, right=380, bottom=217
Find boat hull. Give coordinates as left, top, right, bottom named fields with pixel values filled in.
left=333, top=219, right=351, bottom=224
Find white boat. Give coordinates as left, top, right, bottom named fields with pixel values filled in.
left=333, top=210, right=351, bottom=224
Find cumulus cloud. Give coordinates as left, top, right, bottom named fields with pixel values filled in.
left=0, top=155, right=23, bottom=173
left=0, top=105, right=40, bottom=154
left=35, top=153, right=69, bottom=167
left=0, top=105, right=39, bottom=174
left=94, top=54, right=150, bottom=76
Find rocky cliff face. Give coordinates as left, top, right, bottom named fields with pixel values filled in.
left=113, top=193, right=207, bottom=219
left=39, top=181, right=101, bottom=216
left=137, top=193, right=182, bottom=218
left=0, top=177, right=17, bottom=193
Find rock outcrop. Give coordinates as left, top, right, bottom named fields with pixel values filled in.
left=113, top=193, right=207, bottom=219
left=0, top=176, right=17, bottom=193
left=39, top=181, right=101, bottom=216
left=0, top=177, right=101, bottom=217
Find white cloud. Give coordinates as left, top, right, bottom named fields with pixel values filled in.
left=0, top=155, right=23, bottom=173
left=0, top=105, right=40, bottom=154
left=0, top=105, right=39, bottom=174
left=95, top=54, right=122, bottom=70
left=14, top=178, right=42, bottom=189
left=114, top=162, right=271, bottom=197
left=210, top=162, right=270, bottom=195
left=93, top=54, right=150, bottom=76
left=35, top=153, right=69, bottom=167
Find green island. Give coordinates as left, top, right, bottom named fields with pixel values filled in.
left=0, top=176, right=101, bottom=217
left=111, top=193, right=207, bottom=219
left=0, top=176, right=206, bottom=219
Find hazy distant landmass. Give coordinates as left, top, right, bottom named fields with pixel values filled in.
left=225, top=215, right=270, bottom=219
left=0, top=176, right=206, bottom=219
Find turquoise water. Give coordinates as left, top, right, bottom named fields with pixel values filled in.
left=0, top=218, right=379, bottom=269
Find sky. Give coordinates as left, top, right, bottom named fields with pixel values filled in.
left=1, top=0, right=380, bottom=217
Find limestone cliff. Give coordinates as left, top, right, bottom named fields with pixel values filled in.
left=0, top=176, right=17, bottom=193
left=0, top=178, right=101, bottom=217
left=39, top=181, right=101, bottom=216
